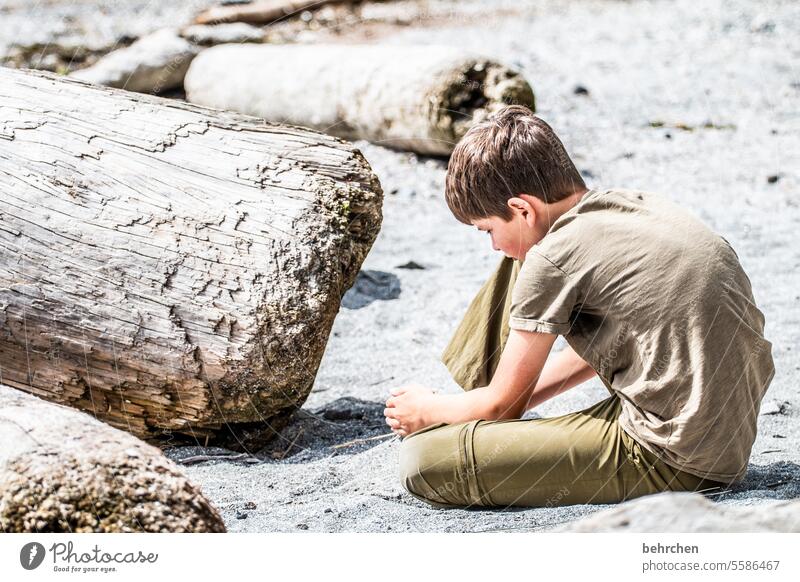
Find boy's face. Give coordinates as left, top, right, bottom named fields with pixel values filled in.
left=472, top=210, right=539, bottom=261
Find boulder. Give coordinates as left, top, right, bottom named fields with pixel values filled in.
left=558, top=492, right=800, bottom=532
left=0, top=385, right=226, bottom=532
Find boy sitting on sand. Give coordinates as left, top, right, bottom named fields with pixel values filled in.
left=383, top=105, right=775, bottom=508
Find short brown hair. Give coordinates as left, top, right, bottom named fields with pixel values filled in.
left=444, top=105, right=585, bottom=224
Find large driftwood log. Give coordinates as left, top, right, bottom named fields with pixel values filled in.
left=0, top=385, right=226, bottom=532
left=184, top=44, right=535, bottom=156
left=0, top=67, right=382, bottom=446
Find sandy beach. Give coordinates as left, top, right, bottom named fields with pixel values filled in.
left=1, top=0, right=797, bottom=532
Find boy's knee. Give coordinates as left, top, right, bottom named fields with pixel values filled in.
left=397, top=424, right=471, bottom=508
left=398, top=435, right=430, bottom=499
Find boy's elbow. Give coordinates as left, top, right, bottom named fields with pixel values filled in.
left=487, top=395, right=526, bottom=420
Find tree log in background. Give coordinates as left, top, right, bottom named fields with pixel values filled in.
left=0, top=67, right=382, bottom=447
left=184, top=44, right=535, bottom=156
left=0, top=385, right=226, bottom=532
left=195, top=0, right=352, bottom=26
left=70, top=28, right=200, bottom=94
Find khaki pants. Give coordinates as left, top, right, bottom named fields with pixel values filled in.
left=398, top=257, right=726, bottom=508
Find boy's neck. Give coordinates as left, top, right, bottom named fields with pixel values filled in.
left=538, top=187, right=590, bottom=231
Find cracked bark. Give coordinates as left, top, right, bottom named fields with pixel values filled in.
left=0, top=67, right=383, bottom=448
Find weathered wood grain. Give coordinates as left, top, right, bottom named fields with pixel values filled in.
left=0, top=67, right=383, bottom=445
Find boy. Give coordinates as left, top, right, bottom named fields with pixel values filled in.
left=383, top=105, right=775, bottom=509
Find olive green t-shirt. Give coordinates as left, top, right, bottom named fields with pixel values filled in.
left=509, top=188, right=775, bottom=484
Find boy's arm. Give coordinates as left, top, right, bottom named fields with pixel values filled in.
left=425, top=335, right=597, bottom=424
left=523, top=342, right=597, bottom=412
left=426, top=328, right=558, bottom=424
left=386, top=332, right=597, bottom=435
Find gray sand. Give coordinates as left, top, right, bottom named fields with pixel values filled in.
left=171, top=0, right=799, bottom=532
left=2, top=0, right=798, bottom=531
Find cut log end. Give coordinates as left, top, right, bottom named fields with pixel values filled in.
left=183, top=44, right=535, bottom=156
left=431, top=59, right=536, bottom=154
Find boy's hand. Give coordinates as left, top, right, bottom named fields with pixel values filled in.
left=384, top=384, right=438, bottom=437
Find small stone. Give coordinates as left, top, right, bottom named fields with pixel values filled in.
left=760, top=400, right=781, bottom=415
left=767, top=174, right=780, bottom=184
left=396, top=261, right=425, bottom=270
left=750, top=16, right=775, bottom=34
left=573, top=85, right=590, bottom=96
left=388, top=186, right=416, bottom=197
left=760, top=399, right=790, bottom=415
left=37, top=53, right=62, bottom=72
left=296, top=523, right=309, bottom=530
left=243, top=501, right=257, bottom=510
left=235, top=511, right=248, bottom=519
left=324, top=508, right=333, bottom=513
left=341, top=270, right=401, bottom=310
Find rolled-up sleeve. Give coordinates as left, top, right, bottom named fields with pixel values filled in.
left=509, top=251, right=578, bottom=336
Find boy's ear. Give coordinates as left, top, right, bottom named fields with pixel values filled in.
left=507, top=196, right=535, bottom=223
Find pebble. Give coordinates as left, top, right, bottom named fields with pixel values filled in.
left=760, top=400, right=790, bottom=415
left=396, top=260, right=426, bottom=270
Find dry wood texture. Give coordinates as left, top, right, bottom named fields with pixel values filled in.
left=0, top=67, right=382, bottom=445
left=184, top=44, right=536, bottom=156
